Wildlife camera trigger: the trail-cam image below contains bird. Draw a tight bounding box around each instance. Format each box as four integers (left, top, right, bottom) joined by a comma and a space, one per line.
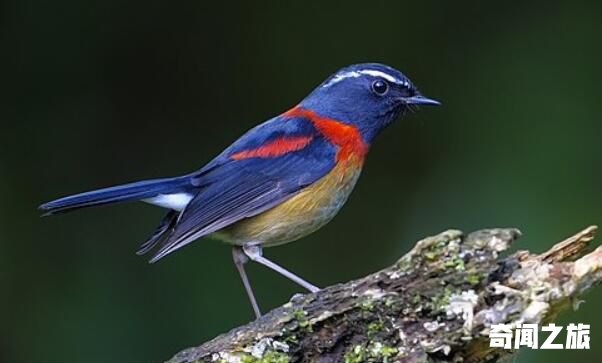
39, 63, 440, 318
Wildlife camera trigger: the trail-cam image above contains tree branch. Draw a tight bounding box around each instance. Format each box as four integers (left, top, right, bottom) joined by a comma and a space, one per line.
165, 226, 601, 363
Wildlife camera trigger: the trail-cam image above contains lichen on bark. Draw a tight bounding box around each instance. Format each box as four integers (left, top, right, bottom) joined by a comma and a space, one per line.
166, 226, 601, 363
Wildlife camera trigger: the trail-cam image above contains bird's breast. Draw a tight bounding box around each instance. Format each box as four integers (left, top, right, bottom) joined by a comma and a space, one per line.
214, 157, 364, 246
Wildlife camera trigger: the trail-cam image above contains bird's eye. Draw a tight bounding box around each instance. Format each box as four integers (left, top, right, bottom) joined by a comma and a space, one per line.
371, 80, 389, 96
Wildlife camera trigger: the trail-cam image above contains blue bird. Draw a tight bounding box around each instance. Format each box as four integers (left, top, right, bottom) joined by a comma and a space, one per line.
40, 63, 440, 318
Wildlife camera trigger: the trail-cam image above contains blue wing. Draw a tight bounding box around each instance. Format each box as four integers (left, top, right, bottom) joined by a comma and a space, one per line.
148, 115, 337, 262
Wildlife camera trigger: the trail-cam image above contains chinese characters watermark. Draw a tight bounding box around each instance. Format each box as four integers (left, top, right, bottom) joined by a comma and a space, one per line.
489, 323, 590, 349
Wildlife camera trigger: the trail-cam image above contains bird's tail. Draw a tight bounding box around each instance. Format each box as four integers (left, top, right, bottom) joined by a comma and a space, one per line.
39, 177, 189, 216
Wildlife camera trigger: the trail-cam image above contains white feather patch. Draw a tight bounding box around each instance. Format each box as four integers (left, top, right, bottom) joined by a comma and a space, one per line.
143, 193, 193, 211
322, 69, 409, 88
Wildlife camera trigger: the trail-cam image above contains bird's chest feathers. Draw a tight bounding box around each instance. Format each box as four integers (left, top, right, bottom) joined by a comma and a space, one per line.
283, 158, 363, 220
220, 159, 363, 246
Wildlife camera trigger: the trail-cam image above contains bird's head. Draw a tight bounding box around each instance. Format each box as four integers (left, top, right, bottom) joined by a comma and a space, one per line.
300, 63, 440, 142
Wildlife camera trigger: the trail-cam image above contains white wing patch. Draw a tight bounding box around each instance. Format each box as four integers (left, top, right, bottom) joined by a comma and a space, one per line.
322, 69, 410, 88
143, 193, 193, 211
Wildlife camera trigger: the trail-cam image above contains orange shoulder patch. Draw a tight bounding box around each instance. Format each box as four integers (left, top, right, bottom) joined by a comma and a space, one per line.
284, 106, 369, 162
231, 135, 313, 160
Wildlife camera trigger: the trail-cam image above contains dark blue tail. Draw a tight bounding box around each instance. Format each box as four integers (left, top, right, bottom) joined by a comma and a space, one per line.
39, 177, 190, 216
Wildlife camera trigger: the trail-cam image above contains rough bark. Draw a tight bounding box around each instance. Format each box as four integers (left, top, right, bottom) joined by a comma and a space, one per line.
165, 226, 601, 363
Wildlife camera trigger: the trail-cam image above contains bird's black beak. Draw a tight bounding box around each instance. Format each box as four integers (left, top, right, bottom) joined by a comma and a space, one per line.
401, 94, 441, 106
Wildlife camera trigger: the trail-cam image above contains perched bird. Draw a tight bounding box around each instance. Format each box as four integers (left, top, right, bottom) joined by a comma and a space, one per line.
40, 63, 439, 318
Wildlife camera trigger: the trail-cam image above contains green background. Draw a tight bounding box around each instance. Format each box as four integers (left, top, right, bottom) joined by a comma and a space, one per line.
3, 1, 601, 362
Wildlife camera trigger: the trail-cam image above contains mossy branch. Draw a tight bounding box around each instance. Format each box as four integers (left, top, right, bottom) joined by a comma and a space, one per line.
165, 226, 601, 363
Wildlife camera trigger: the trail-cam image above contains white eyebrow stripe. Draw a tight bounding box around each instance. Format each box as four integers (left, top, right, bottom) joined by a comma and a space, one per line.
357, 70, 399, 83
322, 69, 409, 88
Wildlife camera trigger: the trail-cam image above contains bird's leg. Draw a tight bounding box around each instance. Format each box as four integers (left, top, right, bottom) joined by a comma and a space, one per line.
243, 244, 320, 293
232, 247, 262, 319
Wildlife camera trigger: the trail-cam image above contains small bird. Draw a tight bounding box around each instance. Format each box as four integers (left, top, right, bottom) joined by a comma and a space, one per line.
40, 63, 439, 318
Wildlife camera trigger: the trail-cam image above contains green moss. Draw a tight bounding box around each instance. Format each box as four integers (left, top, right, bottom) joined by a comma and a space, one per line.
384, 297, 396, 307
423, 238, 451, 261
430, 286, 454, 312
367, 320, 384, 337
242, 351, 290, 363
292, 308, 305, 321
423, 251, 438, 260
411, 293, 422, 304
344, 343, 399, 363
360, 298, 375, 311
377, 344, 399, 360
444, 255, 465, 271
344, 345, 366, 363
397, 255, 413, 271
466, 271, 485, 285
292, 308, 312, 332
283, 334, 298, 344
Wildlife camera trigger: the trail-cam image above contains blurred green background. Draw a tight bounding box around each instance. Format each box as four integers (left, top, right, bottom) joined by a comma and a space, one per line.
3, 1, 601, 362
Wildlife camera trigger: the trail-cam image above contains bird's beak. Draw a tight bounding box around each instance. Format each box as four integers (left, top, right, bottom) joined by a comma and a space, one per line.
401, 94, 441, 106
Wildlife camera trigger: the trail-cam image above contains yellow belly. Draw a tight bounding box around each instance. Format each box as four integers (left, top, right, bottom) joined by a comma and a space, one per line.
213, 160, 362, 247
